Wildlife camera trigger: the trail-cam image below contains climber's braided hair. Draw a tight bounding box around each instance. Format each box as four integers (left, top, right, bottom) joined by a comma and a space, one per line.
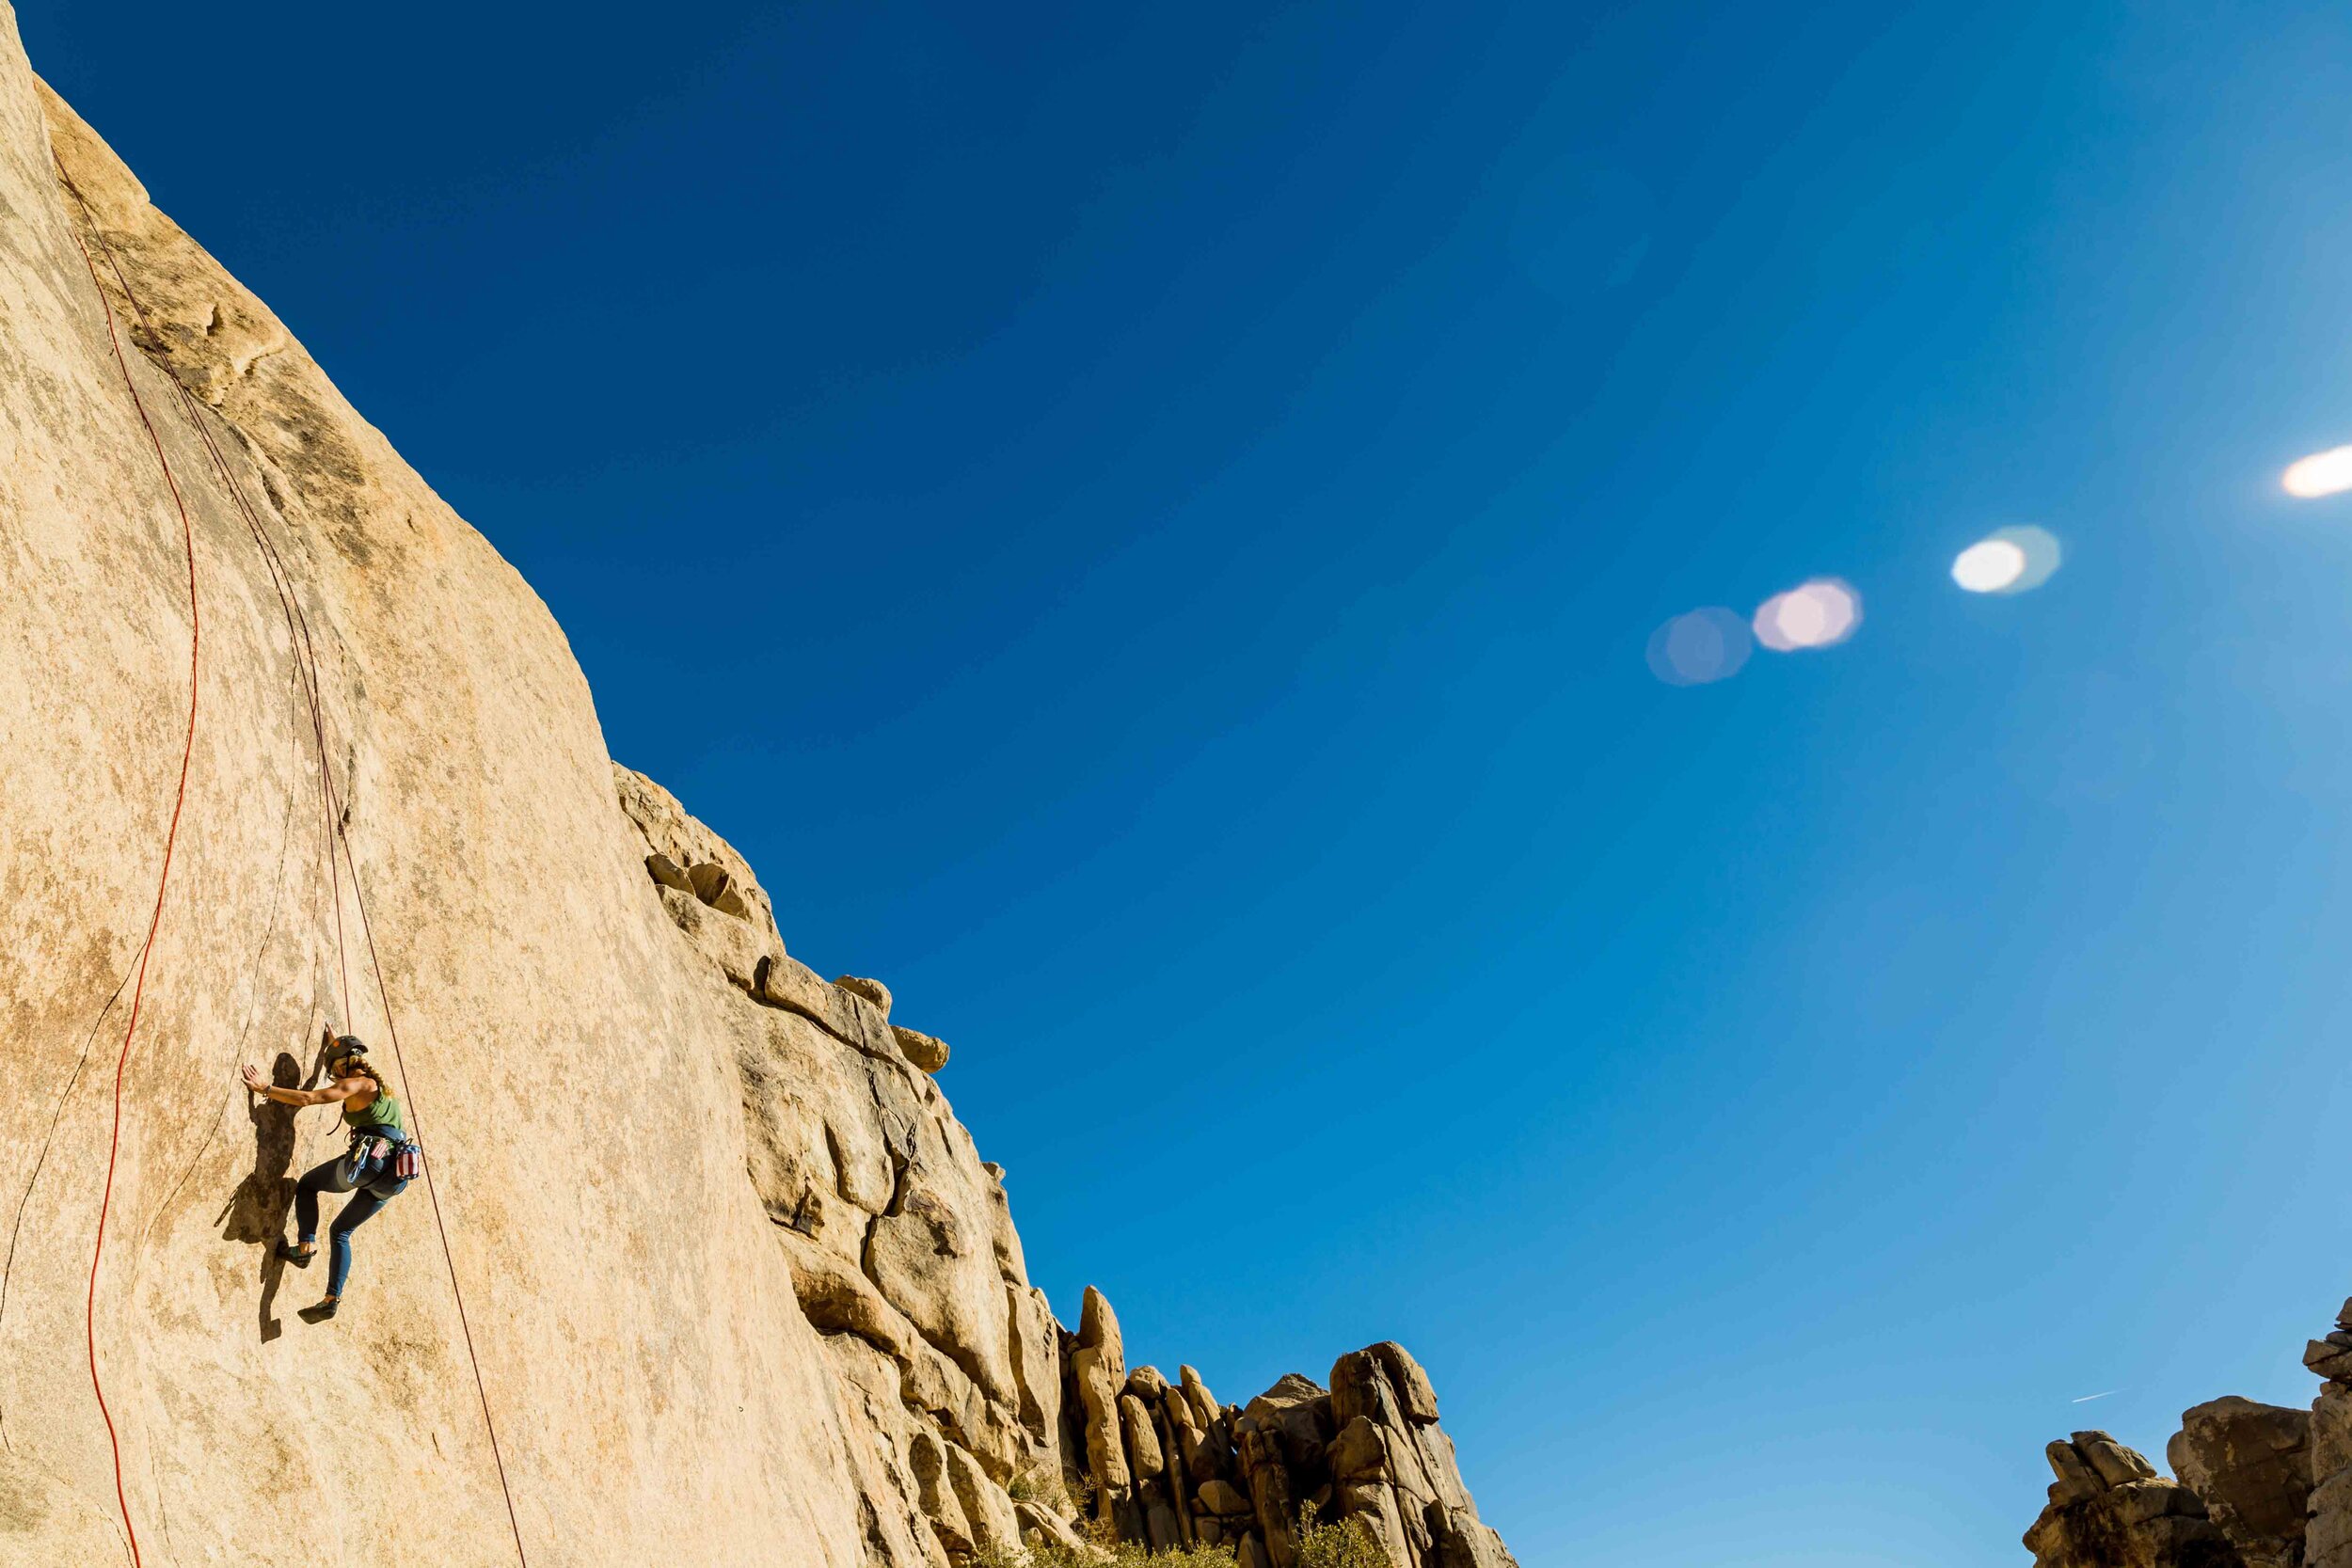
328, 1034, 389, 1090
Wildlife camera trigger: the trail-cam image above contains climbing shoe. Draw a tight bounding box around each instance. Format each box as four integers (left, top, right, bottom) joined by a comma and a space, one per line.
301, 1297, 340, 1323
276, 1241, 314, 1268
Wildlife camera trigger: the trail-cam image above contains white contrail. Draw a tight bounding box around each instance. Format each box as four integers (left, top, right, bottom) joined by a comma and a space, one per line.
2072, 1390, 2121, 1404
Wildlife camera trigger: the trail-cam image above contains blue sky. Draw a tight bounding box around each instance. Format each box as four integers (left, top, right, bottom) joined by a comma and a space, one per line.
30, 2, 2352, 1560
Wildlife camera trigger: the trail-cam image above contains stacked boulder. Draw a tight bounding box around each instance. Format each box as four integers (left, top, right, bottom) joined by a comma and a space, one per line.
2017, 1299, 2352, 1568
2305, 1302, 2352, 1568
618, 773, 1519, 1568
2021, 1432, 2238, 1568
1327, 1343, 1514, 1568
1057, 1288, 1518, 1568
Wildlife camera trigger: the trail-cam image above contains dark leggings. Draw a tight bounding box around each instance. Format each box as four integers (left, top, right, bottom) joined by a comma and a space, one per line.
293, 1153, 409, 1297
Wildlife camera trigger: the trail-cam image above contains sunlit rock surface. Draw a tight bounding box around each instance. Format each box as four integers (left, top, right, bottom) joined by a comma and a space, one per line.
0, 8, 1515, 1563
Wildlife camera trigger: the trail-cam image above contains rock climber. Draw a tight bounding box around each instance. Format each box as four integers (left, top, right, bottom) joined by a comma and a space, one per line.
241, 1028, 418, 1320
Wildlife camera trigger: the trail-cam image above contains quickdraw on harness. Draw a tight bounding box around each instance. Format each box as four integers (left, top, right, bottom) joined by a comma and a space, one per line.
347, 1128, 424, 1185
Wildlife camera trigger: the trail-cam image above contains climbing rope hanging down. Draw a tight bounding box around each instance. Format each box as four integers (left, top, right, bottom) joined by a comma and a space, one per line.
61, 180, 199, 1568
58, 165, 530, 1568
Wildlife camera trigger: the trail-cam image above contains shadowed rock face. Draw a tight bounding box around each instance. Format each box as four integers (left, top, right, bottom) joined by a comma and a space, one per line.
2023, 1433, 2241, 1568
1043, 1311, 1517, 1568
2302, 1298, 2352, 1568
2169, 1399, 2310, 1568
0, 8, 1518, 1565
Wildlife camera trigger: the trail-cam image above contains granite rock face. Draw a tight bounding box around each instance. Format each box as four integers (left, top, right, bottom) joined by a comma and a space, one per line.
2022, 1433, 2239, 1568
2168, 1399, 2310, 1568
1044, 1318, 1518, 1568
2302, 1298, 2352, 1568
0, 10, 1516, 1565
2014, 1295, 2352, 1568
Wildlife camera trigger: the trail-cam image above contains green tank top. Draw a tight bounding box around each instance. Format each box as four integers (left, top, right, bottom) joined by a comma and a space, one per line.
343, 1087, 405, 1137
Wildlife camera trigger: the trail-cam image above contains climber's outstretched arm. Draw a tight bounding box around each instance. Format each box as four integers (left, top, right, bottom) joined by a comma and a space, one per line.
240, 1064, 364, 1107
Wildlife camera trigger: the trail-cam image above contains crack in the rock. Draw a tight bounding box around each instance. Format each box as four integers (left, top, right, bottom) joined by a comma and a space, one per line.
0, 958, 134, 1452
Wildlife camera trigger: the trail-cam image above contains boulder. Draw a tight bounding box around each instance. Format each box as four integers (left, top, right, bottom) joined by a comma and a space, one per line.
1369, 1341, 1441, 1423
1199, 1479, 1254, 1516
1430, 1505, 1519, 1568
686, 859, 753, 918
644, 851, 692, 892
1242, 1423, 1303, 1568
1182, 1365, 1224, 1431
1332, 1415, 1390, 1481
1015, 1500, 1090, 1555
894, 1024, 951, 1073
912, 1433, 977, 1557
2308, 1337, 2352, 1386
1246, 1372, 1337, 1482
1073, 1287, 1132, 1516
2022, 1433, 2241, 1568
2168, 1398, 2309, 1568
2310, 1379, 2352, 1568
945, 1440, 1024, 1556
834, 974, 894, 1016
1121, 1392, 1167, 1478
2078, 1432, 2161, 1490
755, 951, 899, 1058
1144, 1495, 1182, 1551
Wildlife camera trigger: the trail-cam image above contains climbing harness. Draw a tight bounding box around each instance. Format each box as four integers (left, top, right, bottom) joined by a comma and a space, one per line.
57, 162, 529, 1567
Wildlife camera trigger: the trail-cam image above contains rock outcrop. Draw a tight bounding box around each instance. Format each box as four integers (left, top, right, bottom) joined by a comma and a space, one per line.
2169, 1400, 2309, 1568
2304, 1300, 2352, 1568
2018, 1299, 2352, 1568
1037, 1311, 1516, 1568
2023, 1433, 2238, 1568
0, 9, 1515, 1566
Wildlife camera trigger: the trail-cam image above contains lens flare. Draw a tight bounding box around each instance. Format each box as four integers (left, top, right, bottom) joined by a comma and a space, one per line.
2284, 447, 2352, 498
1645, 607, 1752, 686
1952, 539, 2027, 593
1754, 578, 1862, 652
1952, 526, 2061, 594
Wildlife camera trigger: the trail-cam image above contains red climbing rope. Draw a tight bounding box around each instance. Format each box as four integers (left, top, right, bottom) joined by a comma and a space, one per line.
59, 167, 530, 1566
62, 188, 199, 1568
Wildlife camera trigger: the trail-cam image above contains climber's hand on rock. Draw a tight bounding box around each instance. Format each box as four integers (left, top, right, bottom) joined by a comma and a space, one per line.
240, 1064, 267, 1094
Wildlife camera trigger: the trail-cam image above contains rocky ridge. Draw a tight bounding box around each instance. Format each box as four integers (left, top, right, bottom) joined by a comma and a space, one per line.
0, 8, 1515, 1565
620, 768, 1516, 1568
2017, 1301, 2352, 1568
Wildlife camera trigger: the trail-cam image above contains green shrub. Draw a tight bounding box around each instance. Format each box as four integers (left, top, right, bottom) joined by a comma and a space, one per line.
972, 1522, 1236, 1568
1295, 1512, 1385, 1568
1006, 1468, 1073, 1513
974, 1496, 1386, 1568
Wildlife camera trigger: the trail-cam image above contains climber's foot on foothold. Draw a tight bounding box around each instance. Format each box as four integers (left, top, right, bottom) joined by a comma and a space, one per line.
299, 1295, 339, 1323
276, 1241, 314, 1267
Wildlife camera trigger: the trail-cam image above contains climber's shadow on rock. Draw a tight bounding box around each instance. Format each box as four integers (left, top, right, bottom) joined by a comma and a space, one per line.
215, 1049, 308, 1340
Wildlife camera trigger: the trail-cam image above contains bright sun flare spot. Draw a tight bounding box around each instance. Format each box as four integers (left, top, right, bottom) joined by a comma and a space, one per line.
1754, 578, 1862, 652
1952, 539, 2028, 593
2283, 446, 2352, 498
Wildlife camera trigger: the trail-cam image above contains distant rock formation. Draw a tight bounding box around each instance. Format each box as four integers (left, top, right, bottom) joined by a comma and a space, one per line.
2019, 1303, 2352, 1568
2023, 1432, 2238, 1568
1040, 1289, 1513, 1568
2170, 1399, 2310, 1568
0, 7, 1516, 1564
624, 768, 1516, 1566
